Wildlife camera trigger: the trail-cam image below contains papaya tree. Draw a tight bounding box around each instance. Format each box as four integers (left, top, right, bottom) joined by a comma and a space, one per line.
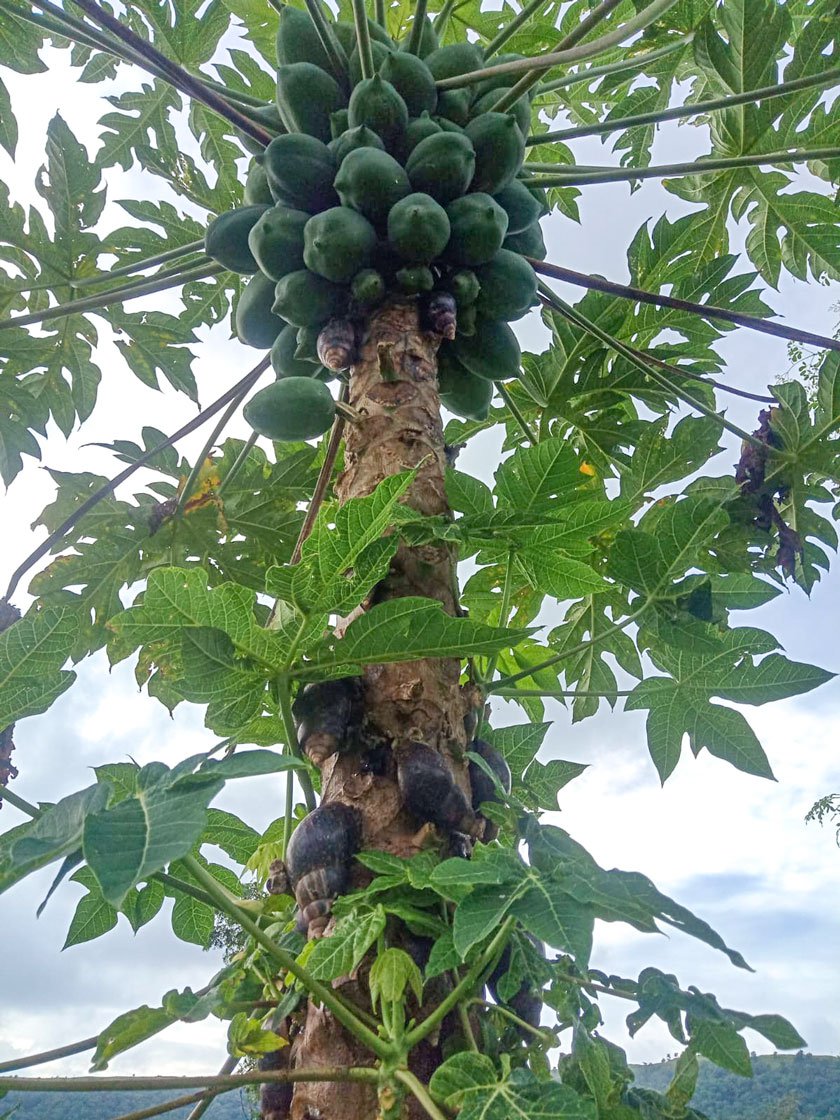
1, 1, 839, 1119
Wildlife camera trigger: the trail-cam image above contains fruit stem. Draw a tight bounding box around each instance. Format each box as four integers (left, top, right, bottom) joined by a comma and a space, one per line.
350, 0, 375, 79
405, 0, 428, 55
335, 400, 363, 424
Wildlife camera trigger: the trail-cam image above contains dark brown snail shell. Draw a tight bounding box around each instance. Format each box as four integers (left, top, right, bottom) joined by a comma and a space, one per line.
293, 677, 361, 767
422, 290, 457, 340
397, 742, 472, 834
285, 801, 362, 937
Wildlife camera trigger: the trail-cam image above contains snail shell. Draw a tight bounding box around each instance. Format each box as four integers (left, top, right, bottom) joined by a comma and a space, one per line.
317, 317, 357, 371
468, 738, 512, 809
397, 742, 472, 835
422, 291, 457, 340
293, 678, 360, 767
285, 801, 362, 938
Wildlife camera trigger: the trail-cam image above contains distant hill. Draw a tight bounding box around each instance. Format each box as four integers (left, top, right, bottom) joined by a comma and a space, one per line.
5, 1054, 840, 1119
632, 1053, 840, 1119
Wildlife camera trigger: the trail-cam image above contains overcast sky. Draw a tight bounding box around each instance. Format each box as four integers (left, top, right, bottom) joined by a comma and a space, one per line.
1, 27, 839, 1084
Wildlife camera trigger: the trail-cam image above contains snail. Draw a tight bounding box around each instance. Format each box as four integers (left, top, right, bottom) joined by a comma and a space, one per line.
487, 936, 545, 1038
397, 742, 473, 836
421, 290, 457, 340
285, 801, 362, 938
293, 677, 361, 767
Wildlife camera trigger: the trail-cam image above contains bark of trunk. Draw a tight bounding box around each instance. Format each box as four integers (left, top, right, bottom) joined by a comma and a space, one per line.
286, 300, 475, 1120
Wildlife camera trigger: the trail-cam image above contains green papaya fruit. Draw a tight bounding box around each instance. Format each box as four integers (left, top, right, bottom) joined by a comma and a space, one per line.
465, 111, 525, 193
273, 268, 348, 327
263, 134, 338, 212
397, 113, 441, 159
244, 378, 336, 441
444, 192, 508, 266
348, 75, 409, 149
387, 192, 450, 263
503, 220, 546, 260
276, 62, 345, 141
396, 264, 434, 293
205, 204, 271, 273
235, 271, 286, 348
334, 146, 411, 226
380, 50, 437, 117
438, 348, 494, 420
401, 14, 439, 58
295, 324, 321, 363
493, 179, 543, 235
275, 5, 332, 70
330, 108, 350, 138
248, 205, 309, 281
240, 103, 286, 155
244, 159, 274, 205
303, 206, 378, 283
334, 18, 393, 53
435, 88, 471, 126
351, 267, 386, 309
472, 87, 530, 138
271, 322, 321, 377
433, 116, 466, 134
451, 317, 521, 380
446, 268, 480, 307
424, 42, 484, 80
472, 53, 527, 99
457, 302, 477, 335
405, 131, 475, 204
474, 249, 537, 321
329, 124, 385, 164
349, 40, 391, 86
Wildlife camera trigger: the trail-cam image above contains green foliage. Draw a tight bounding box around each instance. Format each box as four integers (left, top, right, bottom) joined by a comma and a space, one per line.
1, 0, 839, 1117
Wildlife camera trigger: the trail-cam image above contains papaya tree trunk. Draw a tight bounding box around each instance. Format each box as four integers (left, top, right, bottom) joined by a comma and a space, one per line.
287, 300, 475, 1120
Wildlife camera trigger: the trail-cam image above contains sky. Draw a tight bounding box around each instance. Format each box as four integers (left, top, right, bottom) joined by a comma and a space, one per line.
1, 14, 839, 1085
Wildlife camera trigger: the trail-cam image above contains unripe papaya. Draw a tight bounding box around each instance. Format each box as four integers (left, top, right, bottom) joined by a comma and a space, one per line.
445, 192, 508, 266
244, 159, 274, 205
351, 268, 386, 309
330, 108, 350, 138
247, 205, 309, 281
493, 179, 543, 235
435, 88, 470, 126
295, 324, 321, 364
438, 349, 494, 420
329, 124, 385, 164
397, 113, 441, 159
235, 271, 286, 348
303, 207, 378, 283
380, 50, 437, 117
451, 318, 521, 381
457, 302, 477, 335
348, 75, 408, 149
434, 116, 466, 135
405, 131, 475, 204
239, 103, 286, 155
244, 378, 336, 442
271, 323, 324, 378
334, 18, 393, 53
447, 268, 480, 307
503, 220, 546, 260
472, 87, 530, 138
472, 53, 526, 99
205, 204, 271, 273
425, 42, 484, 81
273, 269, 347, 327
275, 4, 332, 71
401, 14, 439, 58
474, 249, 537, 321
335, 146, 411, 227
387, 192, 450, 263
263, 134, 338, 212
396, 265, 434, 293
276, 62, 345, 142
349, 40, 391, 87
465, 112, 525, 194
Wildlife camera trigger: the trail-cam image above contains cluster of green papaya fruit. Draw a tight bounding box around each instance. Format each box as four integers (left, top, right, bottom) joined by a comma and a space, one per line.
204, 7, 547, 441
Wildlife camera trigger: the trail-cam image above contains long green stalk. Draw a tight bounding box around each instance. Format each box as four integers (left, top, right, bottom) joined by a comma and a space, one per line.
174, 386, 253, 515
529, 258, 840, 353
181, 856, 391, 1059
277, 677, 317, 813
484, 0, 546, 59
396, 1070, 450, 1120
0, 262, 223, 332
496, 382, 538, 443
71, 241, 207, 288
0, 1036, 98, 1074
3, 357, 270, 601
217, 431, 259, 497
110, 1089, 222, 1120
181, 1057, 239, 1120
405, 0, 428, 55
524, 144, 840, 184
535, 34, 692, 97
301, 0, 349, 84
491, 0, 677, 108
350, 0, 375, 78
0, 1069, 379, 1094
528, 65, 840, 144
